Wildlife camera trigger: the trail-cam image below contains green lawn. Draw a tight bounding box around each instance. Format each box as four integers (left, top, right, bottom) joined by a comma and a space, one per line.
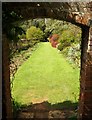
12, 42, 80, 105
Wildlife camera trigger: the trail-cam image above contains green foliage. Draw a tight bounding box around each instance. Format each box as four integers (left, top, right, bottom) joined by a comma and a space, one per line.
45, 19, 64, 35
57, 30, 74, 50
57, 26, 81, 50
50, 20, 64, 35
57, 43, 63, 51
32, 19, 46, 32
12, 98, 22, 118
61, 44, 81, 67
18, 33, 26, 39
55, 22, 81, 68
2, 3, 24, 42
12, 99, 22, 111
26, 26, 44, 42
5, 25, 25, 43
20, 20, 32, 31
67, 44, 81, 67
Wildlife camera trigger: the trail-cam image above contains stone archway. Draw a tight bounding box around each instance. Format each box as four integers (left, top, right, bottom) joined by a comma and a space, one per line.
2, 2, 92, 119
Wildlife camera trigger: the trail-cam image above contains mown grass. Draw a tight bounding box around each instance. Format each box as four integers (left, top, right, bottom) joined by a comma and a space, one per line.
12, 42, 80, 105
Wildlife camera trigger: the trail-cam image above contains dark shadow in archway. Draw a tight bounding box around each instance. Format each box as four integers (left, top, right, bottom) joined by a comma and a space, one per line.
13, 100, 78, 119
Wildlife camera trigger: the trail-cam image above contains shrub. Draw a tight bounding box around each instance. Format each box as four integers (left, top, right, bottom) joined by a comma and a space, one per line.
57, 30, 74, 50
57, 28, 81, 50
18, 33, 26, 39
26, 26, 44, 42
49, 34, 59, 48
57, 43, 63, 51
61, 43, 81, 67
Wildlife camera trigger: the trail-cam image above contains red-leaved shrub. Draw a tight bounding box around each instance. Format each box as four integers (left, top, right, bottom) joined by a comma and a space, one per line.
49, 34, 59, 48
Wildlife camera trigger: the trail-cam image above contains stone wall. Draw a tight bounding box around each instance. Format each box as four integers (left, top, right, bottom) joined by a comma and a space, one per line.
2, 28, 92, 120
2, 2, 92, 119
78, 26, 92, 119
2, 27, 92, 120
2, 34, 13, 119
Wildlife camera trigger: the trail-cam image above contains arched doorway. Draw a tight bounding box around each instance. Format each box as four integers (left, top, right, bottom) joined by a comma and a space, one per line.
2, 2, 92, 119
